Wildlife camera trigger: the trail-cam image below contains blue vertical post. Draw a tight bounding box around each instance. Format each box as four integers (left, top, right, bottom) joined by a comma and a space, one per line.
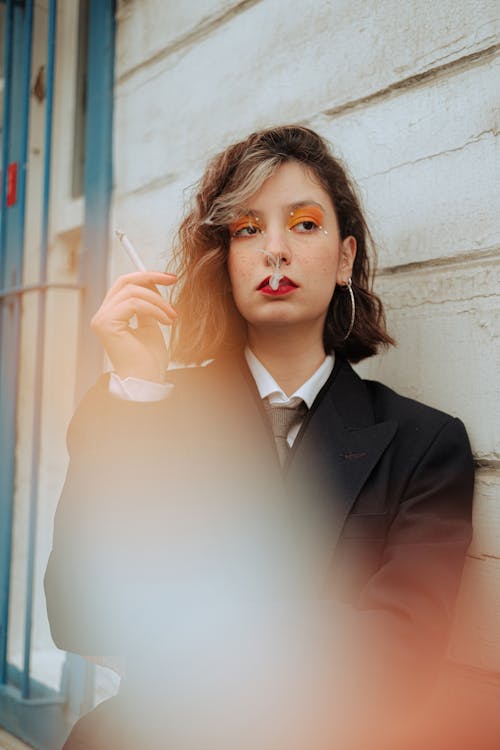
0, 0, 13, 279
0, 0, 116, 744
16, 0, 35, 256
0, 0, 35, 689
22, 0, 54, 699
0, 0, 15, 683
75, 0, 115, 402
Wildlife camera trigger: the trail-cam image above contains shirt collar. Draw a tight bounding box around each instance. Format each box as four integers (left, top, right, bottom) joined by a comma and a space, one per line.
244, 346, 334, 409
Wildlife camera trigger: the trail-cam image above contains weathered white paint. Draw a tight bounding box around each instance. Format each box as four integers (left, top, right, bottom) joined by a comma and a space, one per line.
115, 0, 244, 77
311, 56, 499, 184
355, 255, 500, 459
468, 473, 500, 559
110, 173, 195, 272
312, 56, 500, 267
113, 0, 497, 195
360, 137, 497, 268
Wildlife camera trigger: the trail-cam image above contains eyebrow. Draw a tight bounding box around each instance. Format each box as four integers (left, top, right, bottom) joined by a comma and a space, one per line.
237, 200, 326, 216
289, 200, 326, 212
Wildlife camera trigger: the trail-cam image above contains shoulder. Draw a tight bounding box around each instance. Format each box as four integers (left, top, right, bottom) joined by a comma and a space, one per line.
338, 360, 472, 456
363, 377, 456, 431
360, 375, 473, 475
342, 365, 475, 504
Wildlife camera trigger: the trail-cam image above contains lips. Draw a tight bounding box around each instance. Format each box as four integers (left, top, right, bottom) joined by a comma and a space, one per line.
257, 276, 298, 291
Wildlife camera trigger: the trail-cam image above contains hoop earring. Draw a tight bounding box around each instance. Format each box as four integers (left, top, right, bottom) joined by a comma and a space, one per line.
342, 278, 355, 341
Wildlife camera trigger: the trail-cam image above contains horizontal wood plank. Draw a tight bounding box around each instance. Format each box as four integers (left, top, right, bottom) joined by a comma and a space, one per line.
356, 254, 500, 459
116, 0, 242, 77
114, 0, 497, 195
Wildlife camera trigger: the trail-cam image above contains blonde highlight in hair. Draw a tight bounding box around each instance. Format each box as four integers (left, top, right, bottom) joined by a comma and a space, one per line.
169, 125, 394, 365
205, 158, 280, 226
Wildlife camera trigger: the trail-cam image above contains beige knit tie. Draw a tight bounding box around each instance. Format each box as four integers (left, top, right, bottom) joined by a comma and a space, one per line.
263, 400, 308, 467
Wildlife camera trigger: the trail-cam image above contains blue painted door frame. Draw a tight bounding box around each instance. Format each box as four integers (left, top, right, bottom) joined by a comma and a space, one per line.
0, 1, 115, 748
77, 0, 115, 400
0, 0, 36, 690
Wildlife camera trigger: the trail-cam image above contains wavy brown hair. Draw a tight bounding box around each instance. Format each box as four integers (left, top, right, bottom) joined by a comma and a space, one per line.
169, 125, 394, 364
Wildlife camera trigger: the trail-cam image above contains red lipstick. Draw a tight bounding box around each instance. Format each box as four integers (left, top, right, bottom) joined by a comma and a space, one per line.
258, 276, 298, 296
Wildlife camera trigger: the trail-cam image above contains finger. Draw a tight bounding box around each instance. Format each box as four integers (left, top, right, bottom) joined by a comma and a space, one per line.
101, 271, 177, 305
92, 299, 174, 334
135, 310, 177, 328
107, 271, 177, 295
135, 314, 164, 329
112, 298, 177, 327
106, 284, 177, 318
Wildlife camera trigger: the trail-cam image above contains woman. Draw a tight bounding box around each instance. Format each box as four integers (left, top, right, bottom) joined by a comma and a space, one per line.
45, 126, 474, 749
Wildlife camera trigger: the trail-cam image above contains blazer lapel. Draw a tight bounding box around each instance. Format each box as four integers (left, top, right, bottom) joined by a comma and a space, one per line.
288, 359, 397, 550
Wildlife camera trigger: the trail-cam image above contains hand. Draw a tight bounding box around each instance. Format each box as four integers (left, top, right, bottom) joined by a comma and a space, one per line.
91, 271, 178, 383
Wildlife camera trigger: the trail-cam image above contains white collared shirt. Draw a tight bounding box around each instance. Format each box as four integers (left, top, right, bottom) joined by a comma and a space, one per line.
244, 348, 334, 446
109, 349, 334, 446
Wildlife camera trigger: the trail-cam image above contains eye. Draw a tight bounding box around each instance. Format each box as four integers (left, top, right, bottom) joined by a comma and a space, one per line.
229, 215, 263, 239
232, 223, 262, 238
290, 219, 320, 233
287, 206, 325, 234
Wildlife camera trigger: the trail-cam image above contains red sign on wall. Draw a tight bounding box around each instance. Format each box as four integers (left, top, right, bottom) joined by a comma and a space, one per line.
6, 162, 17, 206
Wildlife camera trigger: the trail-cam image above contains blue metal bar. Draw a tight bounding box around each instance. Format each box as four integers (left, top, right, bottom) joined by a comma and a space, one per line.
0, 0, 115, 741
0, 0, 15, 686
22, 0, 57, 699
75, 0, 115, 402
15, 0, 34, 270
0, 0, 13, 280
0, 0, 34, 685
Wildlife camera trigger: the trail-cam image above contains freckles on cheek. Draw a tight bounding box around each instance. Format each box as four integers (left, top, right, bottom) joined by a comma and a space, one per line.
228, 256, 255, 295
302, 253, 337, 276
240, 264, 253, 278
229, 248, 247, 268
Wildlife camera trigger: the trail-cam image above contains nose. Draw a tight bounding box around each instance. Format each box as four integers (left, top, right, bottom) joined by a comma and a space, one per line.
262, 227, 292, 266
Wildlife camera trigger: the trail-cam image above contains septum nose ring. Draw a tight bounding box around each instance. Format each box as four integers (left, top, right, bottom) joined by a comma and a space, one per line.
265, 252, 280, 266
256, 248, 284, 290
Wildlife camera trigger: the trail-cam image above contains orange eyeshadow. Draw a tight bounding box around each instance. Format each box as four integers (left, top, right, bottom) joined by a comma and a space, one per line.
287, 205, 324, 229
229, 215, 262, 235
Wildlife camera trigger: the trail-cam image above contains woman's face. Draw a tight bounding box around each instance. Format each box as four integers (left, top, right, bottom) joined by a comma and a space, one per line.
227, 161, 356, 339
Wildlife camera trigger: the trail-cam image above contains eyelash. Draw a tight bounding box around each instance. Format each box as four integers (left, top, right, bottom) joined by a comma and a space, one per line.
231, 219, 321, 238
232, 224, 262, 238
289, 218, 321, 233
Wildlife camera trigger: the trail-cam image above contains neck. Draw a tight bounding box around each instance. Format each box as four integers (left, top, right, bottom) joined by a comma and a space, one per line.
247, 324, 326, 396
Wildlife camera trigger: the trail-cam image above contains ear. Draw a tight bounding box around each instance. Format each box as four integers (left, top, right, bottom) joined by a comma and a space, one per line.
336, 235, 357, 285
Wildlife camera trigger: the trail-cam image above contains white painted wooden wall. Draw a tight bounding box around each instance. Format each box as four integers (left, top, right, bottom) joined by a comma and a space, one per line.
112, 0, 499, 697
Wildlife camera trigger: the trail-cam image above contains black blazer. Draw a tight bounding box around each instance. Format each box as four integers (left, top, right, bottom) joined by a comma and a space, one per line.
45, 352, 474, 744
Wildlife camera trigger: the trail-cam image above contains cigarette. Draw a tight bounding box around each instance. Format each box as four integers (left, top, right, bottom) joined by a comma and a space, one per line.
115, 229, 147, 272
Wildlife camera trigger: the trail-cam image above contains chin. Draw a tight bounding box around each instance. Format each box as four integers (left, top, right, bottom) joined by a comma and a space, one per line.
247, 311, 320, 331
